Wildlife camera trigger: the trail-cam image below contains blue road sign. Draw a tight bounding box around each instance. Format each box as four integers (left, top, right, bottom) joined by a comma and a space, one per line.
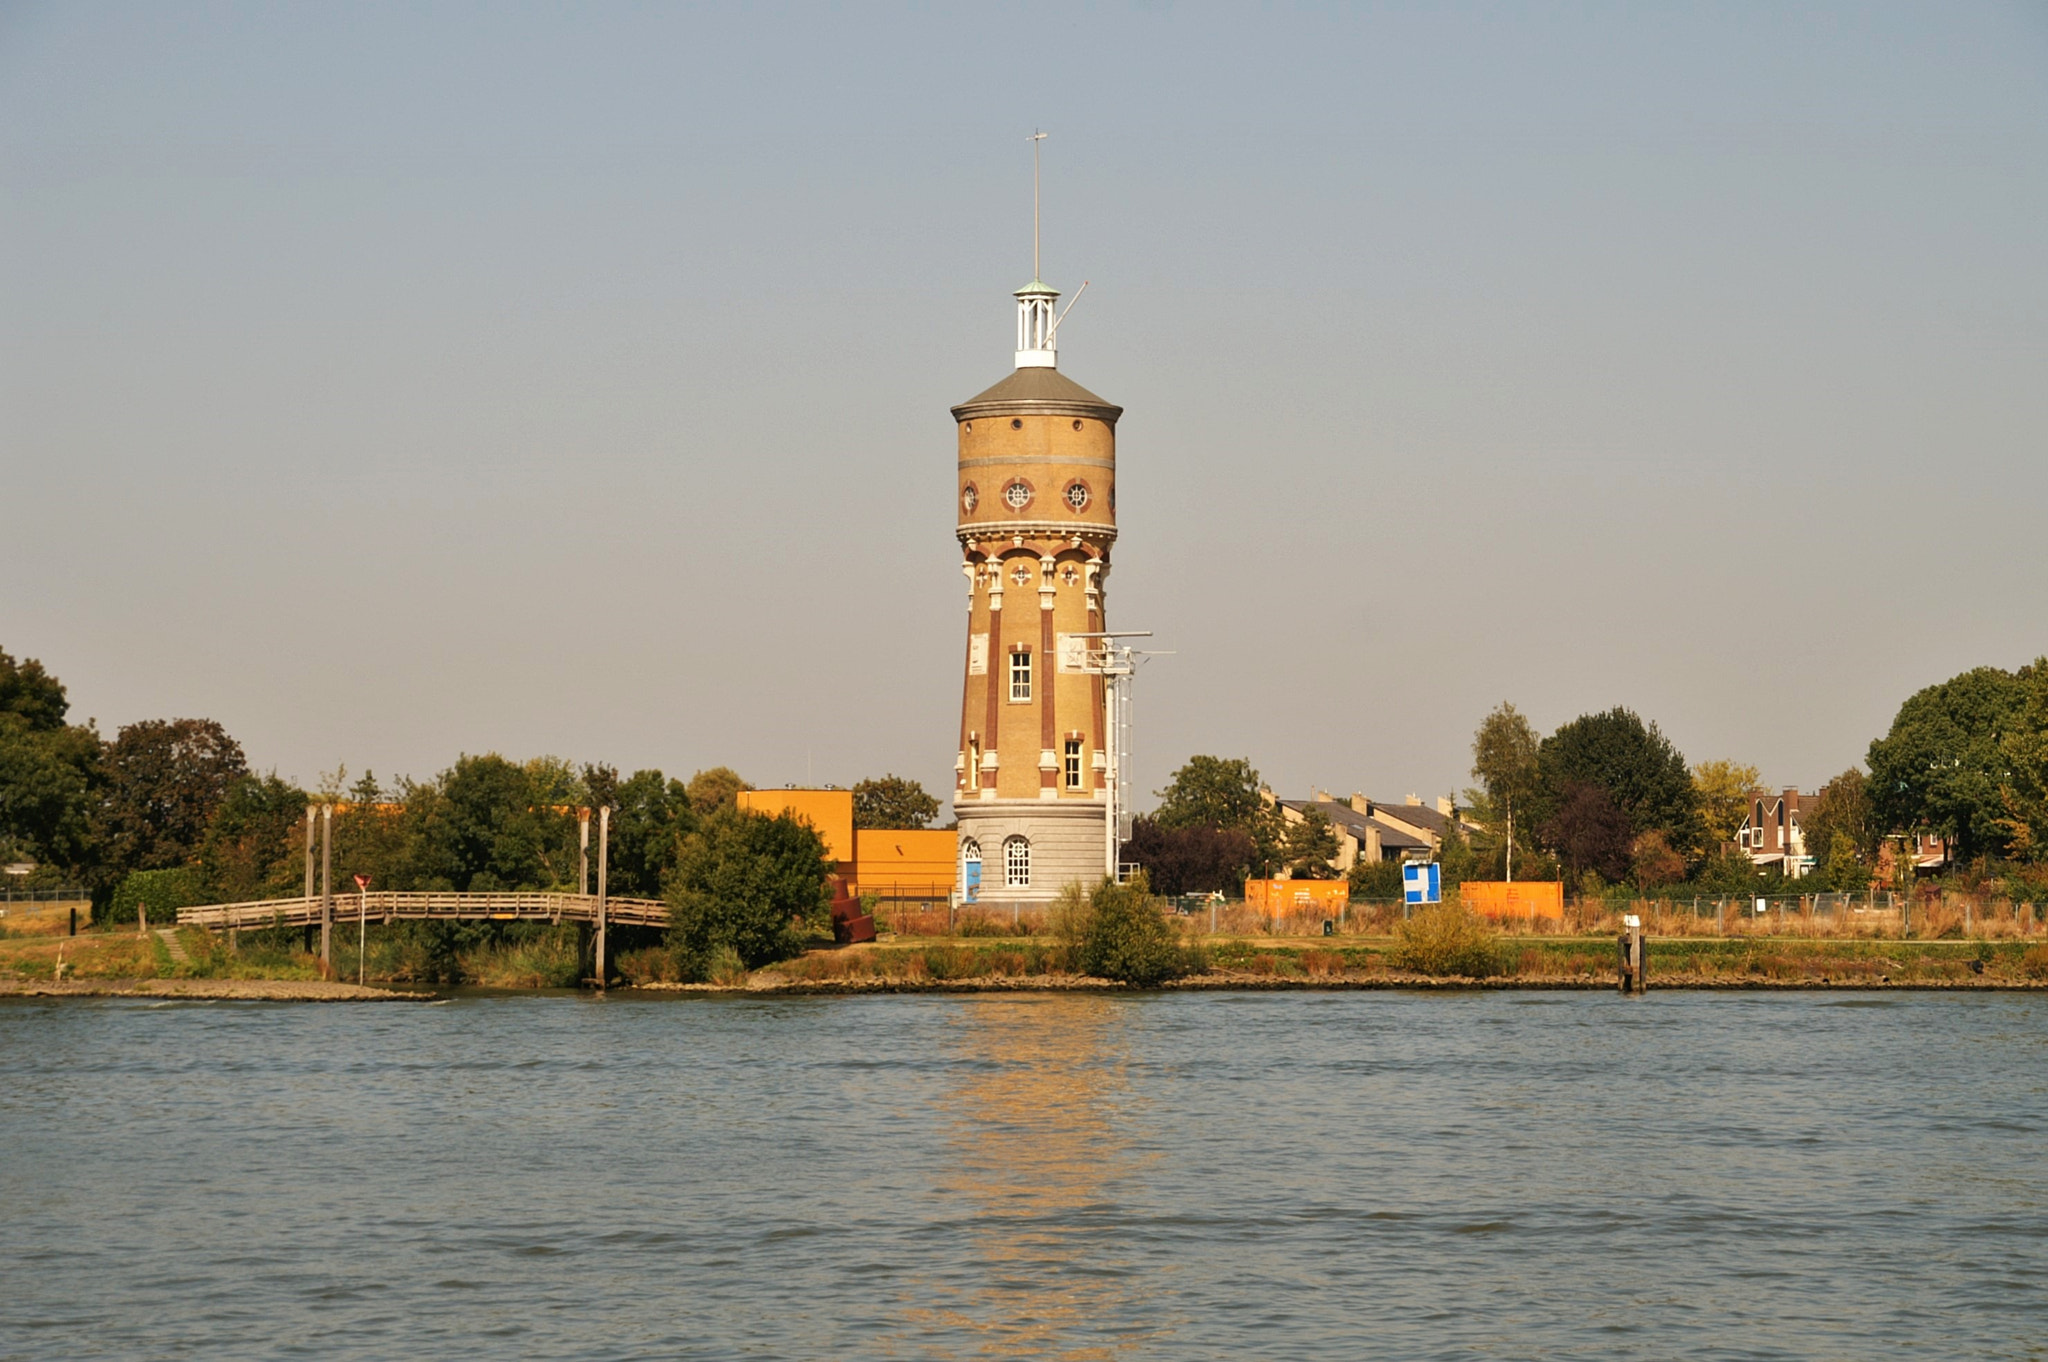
1402, 862, 1441, 906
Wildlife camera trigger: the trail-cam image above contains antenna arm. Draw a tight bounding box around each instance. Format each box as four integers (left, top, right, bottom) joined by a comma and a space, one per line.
1047, 280, 1090, 343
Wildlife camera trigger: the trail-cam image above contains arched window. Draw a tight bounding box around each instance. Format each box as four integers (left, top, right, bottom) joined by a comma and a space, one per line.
1003, 835, 1031, 888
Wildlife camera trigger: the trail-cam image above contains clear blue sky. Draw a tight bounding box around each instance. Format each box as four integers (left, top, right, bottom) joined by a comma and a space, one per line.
4, 2, 2045, 808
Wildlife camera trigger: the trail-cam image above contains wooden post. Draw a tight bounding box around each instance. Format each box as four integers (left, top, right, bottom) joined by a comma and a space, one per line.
1617, 913, 1645, 995
320, 803, 333, 977
138, 898, 147, 937
595, 804, 609, 988
578, 807, 591, 898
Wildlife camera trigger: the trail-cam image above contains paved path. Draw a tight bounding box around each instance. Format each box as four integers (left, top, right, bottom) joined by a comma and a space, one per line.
155, 928, 192, 966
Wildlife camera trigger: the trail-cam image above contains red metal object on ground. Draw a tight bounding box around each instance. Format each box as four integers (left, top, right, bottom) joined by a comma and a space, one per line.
827, 881, 876, 945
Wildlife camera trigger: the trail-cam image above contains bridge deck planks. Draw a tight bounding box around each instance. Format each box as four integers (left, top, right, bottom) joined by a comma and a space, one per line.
178, 892, 670, 931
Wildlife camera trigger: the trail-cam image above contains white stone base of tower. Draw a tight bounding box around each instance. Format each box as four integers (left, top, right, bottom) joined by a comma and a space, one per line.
957, 800, 1110, 909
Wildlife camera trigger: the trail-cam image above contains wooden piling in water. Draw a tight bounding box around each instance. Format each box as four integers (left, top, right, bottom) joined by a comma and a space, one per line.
1617, 915, 1646, 995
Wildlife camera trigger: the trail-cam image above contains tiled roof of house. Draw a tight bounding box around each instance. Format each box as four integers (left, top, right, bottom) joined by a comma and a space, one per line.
1279, 799, 1430, 851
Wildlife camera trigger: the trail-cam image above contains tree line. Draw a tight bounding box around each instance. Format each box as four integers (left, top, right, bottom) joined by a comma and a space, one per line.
0, 646, 945, 976
1123, 656, 2048, 900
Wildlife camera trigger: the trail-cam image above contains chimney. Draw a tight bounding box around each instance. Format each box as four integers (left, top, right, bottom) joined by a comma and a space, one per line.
1437, 795, 1453, 816
1405, 792, 1421, 806
1350, 792, 1370, 815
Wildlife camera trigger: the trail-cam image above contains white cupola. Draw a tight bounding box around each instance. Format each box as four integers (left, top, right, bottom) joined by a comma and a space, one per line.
1015, 280, 1059, 369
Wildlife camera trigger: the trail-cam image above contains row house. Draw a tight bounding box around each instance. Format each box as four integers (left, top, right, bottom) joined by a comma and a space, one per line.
1734, 787, 1815, 877
1272, 790, 1470, 875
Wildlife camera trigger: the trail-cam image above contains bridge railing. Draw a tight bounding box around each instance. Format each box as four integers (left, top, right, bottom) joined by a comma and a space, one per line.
178, 892, 670, 930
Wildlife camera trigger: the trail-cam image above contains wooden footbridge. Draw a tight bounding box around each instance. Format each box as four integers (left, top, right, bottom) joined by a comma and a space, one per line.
176, 891, 670, 985
177, 892, 669, 931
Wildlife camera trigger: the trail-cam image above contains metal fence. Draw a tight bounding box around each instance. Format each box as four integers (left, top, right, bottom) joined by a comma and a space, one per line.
0, 887, 90, 903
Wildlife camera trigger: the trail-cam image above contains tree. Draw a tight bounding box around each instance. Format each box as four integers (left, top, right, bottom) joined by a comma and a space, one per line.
1541, 782, 1632, 884
1630, 831, 1685, 891
606, 769, 695, 897
1802, 769, 1875, 868
1993, 660, 2048, 861
1692, 759, 1762, 846
196, 773, 310, 902
0, 714, 101, 872
1120, 817, 1255, 895
1818, 832, 1872, 893
1535, 708, 1700, 857
1347, 856, 1404, 900
1281, 805, 1340, 879
0, 648, 70, 732
666, 805, 832, 973
684, 766, 753, 818
852, 774, 940, 830
98, 718, 248, 876
1867, 665, 2030, 861
411, 753, 552, 891
1435, 815, 1480, 887
1152, 755, 1284, 868
1154, 756, 1266, 831
1470, 703, 1540, 879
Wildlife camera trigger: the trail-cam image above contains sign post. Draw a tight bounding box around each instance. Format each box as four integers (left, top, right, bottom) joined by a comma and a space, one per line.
353, 874, 372, 985
1402, 862, 1441, 918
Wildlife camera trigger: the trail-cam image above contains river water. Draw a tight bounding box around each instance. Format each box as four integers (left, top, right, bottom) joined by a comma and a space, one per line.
1, 989, 2043, 1359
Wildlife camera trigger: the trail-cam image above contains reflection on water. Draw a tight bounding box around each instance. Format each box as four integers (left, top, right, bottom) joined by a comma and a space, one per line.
899, 995, 1155, 1359
4, 992, 2046, 1359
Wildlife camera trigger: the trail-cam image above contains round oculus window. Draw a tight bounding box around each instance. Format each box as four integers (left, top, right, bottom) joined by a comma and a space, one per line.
1003, 480, 1032, 510
1063, 480, 1090, 511
961, 483, 978, 513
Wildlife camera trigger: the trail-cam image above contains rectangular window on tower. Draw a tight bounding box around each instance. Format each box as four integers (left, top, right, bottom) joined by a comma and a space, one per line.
1063, 739, 1082, 789
1009, 649, 1032, 703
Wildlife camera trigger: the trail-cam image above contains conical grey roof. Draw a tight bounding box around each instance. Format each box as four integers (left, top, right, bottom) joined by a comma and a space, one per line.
951, 367, 1122, 425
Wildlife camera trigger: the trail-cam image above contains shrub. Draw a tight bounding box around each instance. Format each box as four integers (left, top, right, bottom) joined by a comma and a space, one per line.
109, 868, 209, 928
1391, 904, 1505, 978
705, 945, 748, 987
1077, 874, 1193, 986
2021, 943, 2048, 980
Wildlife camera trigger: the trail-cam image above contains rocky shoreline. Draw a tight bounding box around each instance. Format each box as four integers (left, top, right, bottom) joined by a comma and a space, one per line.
7, 971, 2042, 1001
0, 977, 432, 1001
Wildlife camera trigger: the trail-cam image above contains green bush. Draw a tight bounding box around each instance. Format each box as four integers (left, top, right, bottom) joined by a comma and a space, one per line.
1391, 903, 1505, 978
1077, 874, 1194, 986
109, 868, 209, 928
665, 806, 832, 978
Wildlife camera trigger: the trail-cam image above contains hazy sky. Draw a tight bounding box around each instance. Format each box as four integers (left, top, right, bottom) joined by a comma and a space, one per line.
4, 2, 2045, 812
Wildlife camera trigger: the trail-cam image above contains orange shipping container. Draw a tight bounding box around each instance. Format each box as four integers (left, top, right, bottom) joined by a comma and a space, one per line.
1244, 879, 1350, 916
1459, 881, 1564, 922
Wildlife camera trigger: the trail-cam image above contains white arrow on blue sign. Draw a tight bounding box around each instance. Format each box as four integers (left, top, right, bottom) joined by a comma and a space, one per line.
1402, 862, 1441, 906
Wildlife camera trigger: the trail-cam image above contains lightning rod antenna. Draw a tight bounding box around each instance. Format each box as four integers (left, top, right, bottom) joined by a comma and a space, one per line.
1029, 129, 1047, 280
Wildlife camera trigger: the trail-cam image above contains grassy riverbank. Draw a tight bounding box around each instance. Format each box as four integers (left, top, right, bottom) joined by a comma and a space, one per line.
747, 934, 2048, 989
7, 925, 2047, 993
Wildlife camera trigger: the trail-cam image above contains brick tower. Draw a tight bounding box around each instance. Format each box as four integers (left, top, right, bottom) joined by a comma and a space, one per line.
950, 268, 1122, 908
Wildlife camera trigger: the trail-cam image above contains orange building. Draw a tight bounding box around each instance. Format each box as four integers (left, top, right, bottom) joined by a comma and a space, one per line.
736, 789, 959, 939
